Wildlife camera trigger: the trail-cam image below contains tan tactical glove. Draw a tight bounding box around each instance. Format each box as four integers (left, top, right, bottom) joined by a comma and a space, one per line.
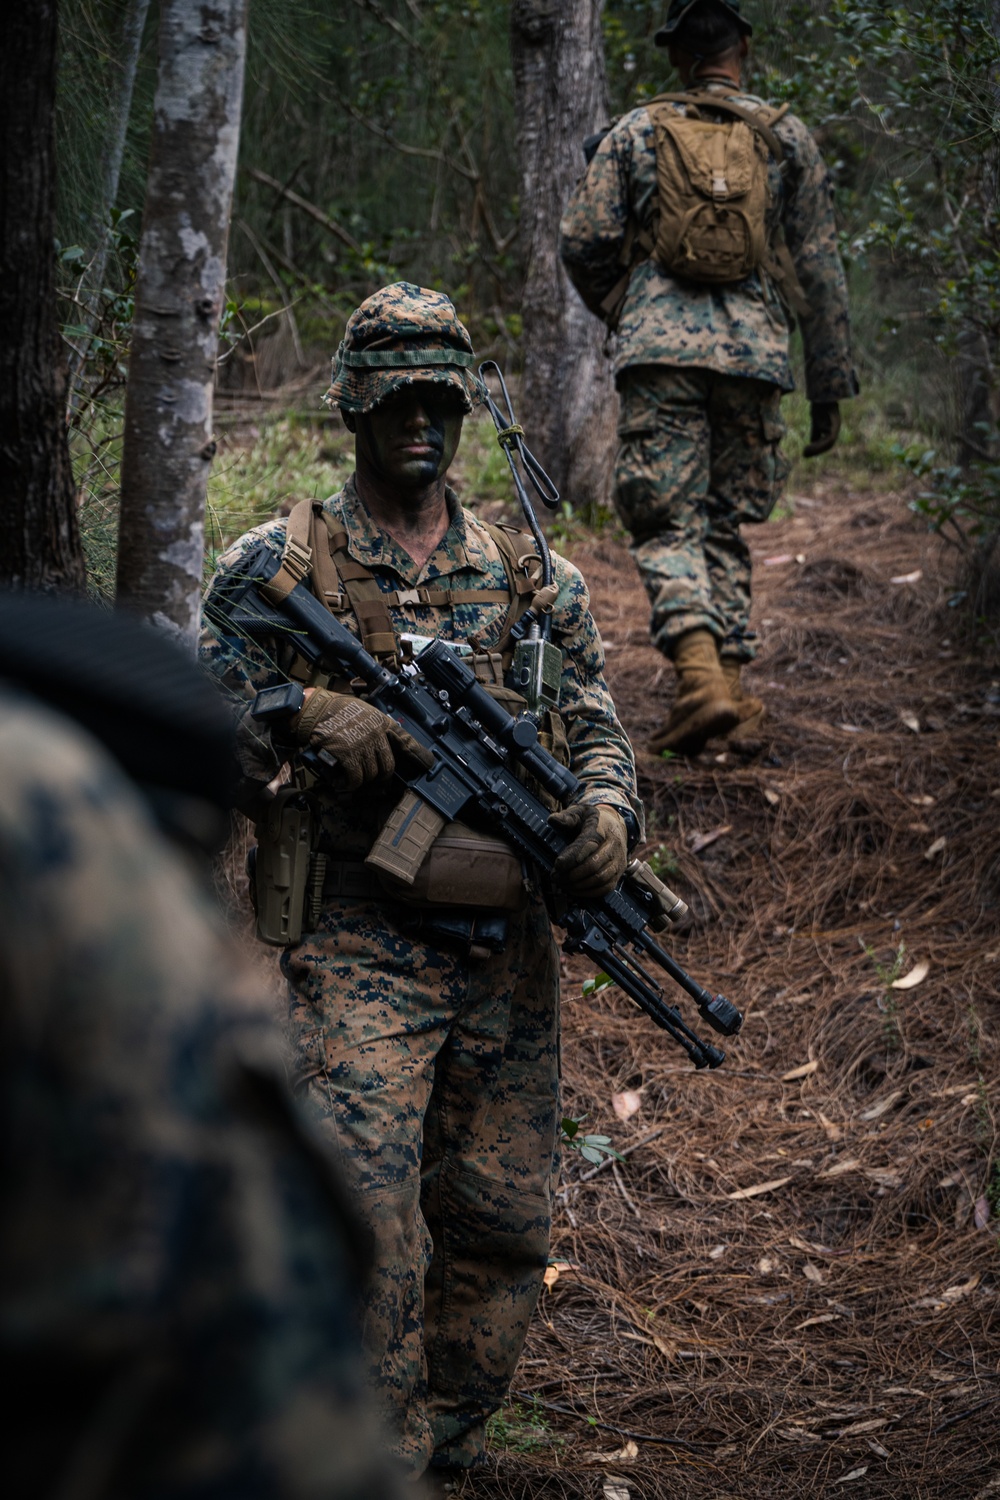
290, 689, 430, 790
549, 802, 629, 898
803, 400, 841, 458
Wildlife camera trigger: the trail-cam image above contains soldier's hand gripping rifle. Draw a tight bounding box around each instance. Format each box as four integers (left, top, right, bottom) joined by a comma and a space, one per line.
209, 544, 743, 1070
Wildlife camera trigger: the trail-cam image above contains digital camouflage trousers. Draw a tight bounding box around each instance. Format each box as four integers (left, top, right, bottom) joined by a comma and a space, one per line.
282, 898, 560, 1476
614, 365, 791, 662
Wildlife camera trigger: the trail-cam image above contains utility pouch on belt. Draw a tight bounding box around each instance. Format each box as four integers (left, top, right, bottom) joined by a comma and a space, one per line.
252, 785, 320, 946
368, 797, 527, 912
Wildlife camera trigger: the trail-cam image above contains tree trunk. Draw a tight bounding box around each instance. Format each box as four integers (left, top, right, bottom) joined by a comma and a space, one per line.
0, 0, 86, 593
67, 0, 153, 411
116, 0, 247, 646
510, 0, 617, 519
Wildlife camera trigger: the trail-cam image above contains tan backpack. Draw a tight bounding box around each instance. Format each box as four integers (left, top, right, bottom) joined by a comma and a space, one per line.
597, 90, 809, 327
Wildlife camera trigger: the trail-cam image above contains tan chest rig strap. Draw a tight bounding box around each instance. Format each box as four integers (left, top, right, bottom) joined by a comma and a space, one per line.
260, 501, 567, 930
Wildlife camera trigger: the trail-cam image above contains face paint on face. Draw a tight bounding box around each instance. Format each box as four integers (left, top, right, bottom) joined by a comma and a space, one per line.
354, 384, 465, 491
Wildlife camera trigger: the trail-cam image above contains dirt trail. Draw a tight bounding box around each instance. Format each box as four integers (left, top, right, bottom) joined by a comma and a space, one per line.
470, 481, 1000, 1499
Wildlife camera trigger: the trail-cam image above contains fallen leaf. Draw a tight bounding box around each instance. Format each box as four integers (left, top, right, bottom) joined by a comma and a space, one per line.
728, 1175, 793, 1200
836, 1466, 869, 1483
974, 1196, 991, 1229
603, 1483, 631, 1500
942, 1275, 980, 1301
758, 1256, 775, 1274
793, 1312, 841, 1330
838, 1419, 889, 1437
839, 723, 863, 733
865, 1167, 903, 1188
763, 553, 794, 565
961, 1093, 980, 1107
795, 553, 806, 564
860, 1089, 904, 1120
588, 1440, 639, 1467
782, 1060, 820, 1081
908, 821, 931, 833
687, 823, 732, 854
612, 1090, 643, 1121
909, 793, 936, 806
708, 1243, 726, 1259
867, 1439, 891, 1458
818, 1157, 862, 1179
892, 959, 929, 989
890, 569, 923, 584
924, 836, 947, 859
788, 1234, 840, 1257
817, 1111, 843, 1141
542, 1259, 576, 1290
900, 711, 921, 733
802, 1261, 826, 1283
764, 788, 781, 805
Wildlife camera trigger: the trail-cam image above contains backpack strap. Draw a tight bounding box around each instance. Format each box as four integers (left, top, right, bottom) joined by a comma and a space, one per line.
483, 522, 560, 658
648, 91, 787, 163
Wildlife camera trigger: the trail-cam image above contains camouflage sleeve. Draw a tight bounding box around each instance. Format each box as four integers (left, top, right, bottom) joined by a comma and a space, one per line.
200, 520, 293, 791
0, 697, 405, 1498
778, 115, 859, 403
550, 553, 644, 836
559, 114, 641, 317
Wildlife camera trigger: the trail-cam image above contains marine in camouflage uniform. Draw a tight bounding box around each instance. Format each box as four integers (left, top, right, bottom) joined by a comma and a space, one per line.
560, 0, 858, 754
0, 595, 405, 1500
199, 283, 641, 1484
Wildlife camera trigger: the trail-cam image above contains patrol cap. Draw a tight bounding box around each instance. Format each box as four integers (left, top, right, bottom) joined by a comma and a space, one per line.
324, 282, 483, 416
655, 0, 752, 47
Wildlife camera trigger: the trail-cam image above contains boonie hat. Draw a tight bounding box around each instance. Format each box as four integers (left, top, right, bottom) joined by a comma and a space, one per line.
655, 0, 752, 47
324, 282, 483, 415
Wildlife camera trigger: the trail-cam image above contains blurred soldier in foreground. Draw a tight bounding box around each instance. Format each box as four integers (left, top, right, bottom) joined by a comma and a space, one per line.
0, 594, 404, 1499
200, 282, 642, 1490
561, 0, 858, 755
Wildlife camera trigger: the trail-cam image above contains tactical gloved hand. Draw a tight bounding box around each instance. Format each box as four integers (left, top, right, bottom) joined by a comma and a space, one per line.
803, 400, 841, 458
549, 803, 629, 898
291, 689, 431, 790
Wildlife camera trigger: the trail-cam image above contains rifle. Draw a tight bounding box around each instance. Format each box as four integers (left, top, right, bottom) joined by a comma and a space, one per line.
209, 541, 743, 1070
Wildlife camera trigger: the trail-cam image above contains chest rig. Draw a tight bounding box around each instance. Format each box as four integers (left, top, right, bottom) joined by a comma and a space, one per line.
271, 496, 559, 696
250, 496, 568, 956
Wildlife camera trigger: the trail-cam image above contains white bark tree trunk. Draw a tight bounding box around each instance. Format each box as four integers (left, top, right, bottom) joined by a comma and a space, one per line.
510, 0, 617, 519
116, 0, 247, 645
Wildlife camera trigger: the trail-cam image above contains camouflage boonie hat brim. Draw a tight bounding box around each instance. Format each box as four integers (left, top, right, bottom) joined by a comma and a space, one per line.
324, 281, 483, 415
655, 0, 752, 47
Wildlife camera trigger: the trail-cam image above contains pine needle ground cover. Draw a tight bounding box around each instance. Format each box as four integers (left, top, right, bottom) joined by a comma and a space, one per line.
466, 481, 1000, 1499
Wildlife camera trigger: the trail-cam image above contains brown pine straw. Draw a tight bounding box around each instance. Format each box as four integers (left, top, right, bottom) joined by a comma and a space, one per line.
214, 478, 999, 1498
458, 482, 1000, 1499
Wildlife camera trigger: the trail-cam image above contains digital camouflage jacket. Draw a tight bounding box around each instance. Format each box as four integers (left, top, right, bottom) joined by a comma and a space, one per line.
560, 82, 858, 404
200, 474, 642, 853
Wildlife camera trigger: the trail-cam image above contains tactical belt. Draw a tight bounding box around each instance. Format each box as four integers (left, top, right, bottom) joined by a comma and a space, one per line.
322, 858, 383, 901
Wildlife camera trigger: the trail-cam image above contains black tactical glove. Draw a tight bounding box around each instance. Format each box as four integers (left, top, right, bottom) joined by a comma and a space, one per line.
291, 689, 431, 791
549, 803, 629, 899
803, 400, 841, 458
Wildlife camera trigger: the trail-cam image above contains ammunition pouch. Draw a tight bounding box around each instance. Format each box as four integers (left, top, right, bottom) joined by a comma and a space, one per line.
368, 793, 527, 913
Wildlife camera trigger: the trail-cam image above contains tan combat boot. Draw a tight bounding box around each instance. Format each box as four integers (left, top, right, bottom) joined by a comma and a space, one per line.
647, 629, 740, 757
719, 657, 766, 746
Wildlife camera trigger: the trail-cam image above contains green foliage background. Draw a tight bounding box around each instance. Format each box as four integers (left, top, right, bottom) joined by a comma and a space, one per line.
55, 0, 1000, 597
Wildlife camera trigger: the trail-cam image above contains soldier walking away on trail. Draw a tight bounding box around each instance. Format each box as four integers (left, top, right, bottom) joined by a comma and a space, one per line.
561, 0, 858, 757
200, 281, 643, 1491
0, 593, 406, 1500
